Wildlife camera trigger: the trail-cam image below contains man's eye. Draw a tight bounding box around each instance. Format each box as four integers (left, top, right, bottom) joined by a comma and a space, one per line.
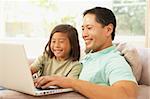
87, 27, 92, 30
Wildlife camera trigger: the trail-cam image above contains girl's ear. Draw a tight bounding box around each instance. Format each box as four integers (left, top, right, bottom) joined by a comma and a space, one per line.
105, 23, 113, 37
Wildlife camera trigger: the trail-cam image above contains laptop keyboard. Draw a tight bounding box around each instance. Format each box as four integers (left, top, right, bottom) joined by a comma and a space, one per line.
36, 86, 59, 90
0, 86, 6, 90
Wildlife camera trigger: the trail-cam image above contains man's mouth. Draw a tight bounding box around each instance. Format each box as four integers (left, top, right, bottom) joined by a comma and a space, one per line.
85, 39, 92, 44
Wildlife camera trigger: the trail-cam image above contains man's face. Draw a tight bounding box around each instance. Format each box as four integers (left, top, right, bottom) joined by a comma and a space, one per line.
82, 13, 108, 52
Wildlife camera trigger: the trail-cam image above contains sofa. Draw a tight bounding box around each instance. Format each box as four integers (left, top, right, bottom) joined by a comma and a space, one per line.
136, 47, 150, 99
0, 45, 149, 99
28, 44, 150, 99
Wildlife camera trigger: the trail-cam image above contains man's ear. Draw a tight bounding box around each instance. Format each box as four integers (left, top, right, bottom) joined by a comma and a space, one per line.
105, 23, 113, 37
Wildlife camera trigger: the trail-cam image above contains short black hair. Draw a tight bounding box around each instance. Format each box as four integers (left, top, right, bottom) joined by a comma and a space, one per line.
44, 24, 80, 61
83, 7, 116, 40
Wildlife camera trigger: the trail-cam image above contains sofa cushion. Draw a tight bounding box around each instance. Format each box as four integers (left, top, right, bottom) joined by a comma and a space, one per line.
137, 85, 150, 99
116, 43, 142, 82
136, 48, 150, 85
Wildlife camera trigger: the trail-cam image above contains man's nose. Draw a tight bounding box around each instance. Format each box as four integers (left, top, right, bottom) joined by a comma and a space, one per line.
82, 29, 88, 38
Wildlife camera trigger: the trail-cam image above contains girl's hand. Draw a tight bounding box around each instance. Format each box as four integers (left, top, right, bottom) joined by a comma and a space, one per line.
34, 76, 75, 89
30, 66, 38, 74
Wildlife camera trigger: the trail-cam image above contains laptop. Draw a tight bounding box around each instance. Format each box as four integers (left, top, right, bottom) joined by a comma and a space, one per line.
0, 42, 73, 96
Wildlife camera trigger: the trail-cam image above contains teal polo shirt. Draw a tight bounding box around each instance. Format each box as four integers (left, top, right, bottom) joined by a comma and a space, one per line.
79, 45, 136, 86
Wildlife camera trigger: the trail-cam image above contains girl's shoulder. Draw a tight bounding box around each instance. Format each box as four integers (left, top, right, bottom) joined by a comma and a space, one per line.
69, 60, 82, 67
39, 52, 52, 61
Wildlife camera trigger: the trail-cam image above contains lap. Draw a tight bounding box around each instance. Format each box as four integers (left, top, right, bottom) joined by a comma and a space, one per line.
0, 89, 86, 99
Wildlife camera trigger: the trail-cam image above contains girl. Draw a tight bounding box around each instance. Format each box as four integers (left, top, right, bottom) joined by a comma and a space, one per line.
30, 24, 82, 80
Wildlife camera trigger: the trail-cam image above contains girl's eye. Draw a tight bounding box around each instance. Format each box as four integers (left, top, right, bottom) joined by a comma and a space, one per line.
59, 40, 64, 43
51, 40, 56, 43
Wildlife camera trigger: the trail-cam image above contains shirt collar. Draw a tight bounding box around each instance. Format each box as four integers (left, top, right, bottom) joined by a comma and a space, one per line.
88, 45, 116, 58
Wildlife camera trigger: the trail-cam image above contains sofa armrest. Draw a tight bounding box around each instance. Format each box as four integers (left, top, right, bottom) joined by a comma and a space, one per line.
136, 48, 150, 85
137, 85, 150, 99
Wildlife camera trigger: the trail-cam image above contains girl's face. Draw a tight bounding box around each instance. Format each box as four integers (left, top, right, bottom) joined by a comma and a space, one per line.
50, 32, 71, 61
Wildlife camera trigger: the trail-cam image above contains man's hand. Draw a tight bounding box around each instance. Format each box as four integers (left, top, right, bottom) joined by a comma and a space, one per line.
34, 76, 75, 89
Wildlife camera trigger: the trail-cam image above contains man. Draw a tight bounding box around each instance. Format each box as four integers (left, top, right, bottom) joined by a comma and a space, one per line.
34, 7, 138, 99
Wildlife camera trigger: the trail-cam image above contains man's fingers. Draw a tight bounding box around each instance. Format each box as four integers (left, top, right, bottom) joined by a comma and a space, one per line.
41, 81, 57, 89
35, 76, 49, 88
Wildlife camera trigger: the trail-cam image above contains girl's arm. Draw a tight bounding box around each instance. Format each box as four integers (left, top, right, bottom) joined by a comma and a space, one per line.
66, 64, 82, 79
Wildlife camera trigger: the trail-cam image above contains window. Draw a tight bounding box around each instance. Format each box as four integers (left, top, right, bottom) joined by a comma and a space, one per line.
0, 0, 112, 38
0, 0, 112, 58
146, 0, 150, 47
113, 0, 146, 36
112, 0, 147, 47
0, 0, 148, 57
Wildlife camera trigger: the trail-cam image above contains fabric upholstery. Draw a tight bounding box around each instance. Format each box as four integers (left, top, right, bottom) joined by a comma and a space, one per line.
116, 43, 142, 81
136, 48, 150, 85
137, 85, 150, 99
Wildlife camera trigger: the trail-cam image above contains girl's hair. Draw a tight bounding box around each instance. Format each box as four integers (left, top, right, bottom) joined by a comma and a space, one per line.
44, 24, 80, 61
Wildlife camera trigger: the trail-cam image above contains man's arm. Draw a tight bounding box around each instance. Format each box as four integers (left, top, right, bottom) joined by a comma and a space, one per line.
34, 76, 138, 99
72, 79, 138, 99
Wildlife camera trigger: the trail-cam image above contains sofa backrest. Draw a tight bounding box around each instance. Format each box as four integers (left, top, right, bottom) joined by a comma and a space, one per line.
136, 48, 150, 85
28, 43, 150, 86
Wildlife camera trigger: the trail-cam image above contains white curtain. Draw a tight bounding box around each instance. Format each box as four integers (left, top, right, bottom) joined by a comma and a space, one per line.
146, 0, 150, 47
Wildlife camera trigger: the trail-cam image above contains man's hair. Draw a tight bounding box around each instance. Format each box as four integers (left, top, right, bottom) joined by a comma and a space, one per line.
83, 7, 116, 40
44, 24, 80, 61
